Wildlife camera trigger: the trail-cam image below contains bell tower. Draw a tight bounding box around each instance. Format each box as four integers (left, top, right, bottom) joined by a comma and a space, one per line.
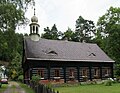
29, 7, 40, 41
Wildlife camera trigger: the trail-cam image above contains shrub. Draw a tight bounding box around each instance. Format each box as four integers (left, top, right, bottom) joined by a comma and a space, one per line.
31, 75, 40, 84
47, 82, 52, 88
104, 79, 112, 86
18, 75, 24, 82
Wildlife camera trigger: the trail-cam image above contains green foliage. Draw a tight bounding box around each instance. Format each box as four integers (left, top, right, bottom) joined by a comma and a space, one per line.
0, 84, 8, 92
8, 52, 22, 80
0, 0, 34, 32
75, 16, 96, 42
115, 64, 120, 77
0, 0, 34, 10
31, 75, 40, 83
18, 75, 24, 82
62, 28, 74, 41
104, 80, 112, 86
47, 82, 52, 89
41, 24, 62, 40
19, 82, 35, 93
0, 4, 26, 31
96, 7, 120, 63
0, 0, 32, 62
0, 30, 24, 80
0, 30, 23, 62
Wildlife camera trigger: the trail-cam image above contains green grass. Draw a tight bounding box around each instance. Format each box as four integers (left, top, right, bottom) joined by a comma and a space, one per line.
19, 82, 35, 93
0, 84, 8, 93
55, 83, 120, 93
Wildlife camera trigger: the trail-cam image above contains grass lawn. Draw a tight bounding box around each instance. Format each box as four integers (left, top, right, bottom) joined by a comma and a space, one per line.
19, 82, 35, 93
55, 83, 120, 93
0, 84, 8, 93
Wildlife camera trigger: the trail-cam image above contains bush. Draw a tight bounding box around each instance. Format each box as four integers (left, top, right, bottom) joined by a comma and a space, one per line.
104, 79, 112, 86
18, 75, 24, 82
47, 82, 52, 88
31, 75, 40, 84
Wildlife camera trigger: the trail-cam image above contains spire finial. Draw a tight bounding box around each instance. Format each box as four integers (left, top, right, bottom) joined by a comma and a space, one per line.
34, 8, 35, 15
33, 1, 36, 15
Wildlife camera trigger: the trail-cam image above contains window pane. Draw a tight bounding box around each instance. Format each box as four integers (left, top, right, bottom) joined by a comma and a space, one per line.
38, 69, 44, 78
55, 69, 60, 77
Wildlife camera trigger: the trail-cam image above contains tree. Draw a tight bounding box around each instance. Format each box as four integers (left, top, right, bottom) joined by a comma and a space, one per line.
0, 0, 34, 32
50, 24, 59, 39
62, 27, 74, 41
96, 7, 120, 63
0, 0, 34, 9
0, 29, 24, 62
41, 24, 61, 40
41, 27, 52, 39
75, 16, 96, 42
8, 52, 22, 80
115, 64, 120, 77
0, 0, 33, 62
0, 0, 34, 62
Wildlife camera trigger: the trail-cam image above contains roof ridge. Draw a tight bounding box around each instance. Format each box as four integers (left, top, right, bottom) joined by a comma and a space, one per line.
39, 38, 97, 45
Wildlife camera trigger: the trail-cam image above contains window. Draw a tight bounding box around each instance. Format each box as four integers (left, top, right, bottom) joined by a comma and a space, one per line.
82, 68, 88, 81
94, 68, 98, 76
104, 68, 110, 77
38, 69, 44, 78
82, 69, 87, 76
47, 50, 58, 55
33, 26, 35, 32
94, 68, 100, 79
55, 69, 60, 77
36, 27, 38, 34
89, 53, 96, 57
69, 69, 74, 77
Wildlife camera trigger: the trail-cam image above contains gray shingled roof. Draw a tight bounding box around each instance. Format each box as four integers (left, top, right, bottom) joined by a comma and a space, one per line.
24, 37, 114, 62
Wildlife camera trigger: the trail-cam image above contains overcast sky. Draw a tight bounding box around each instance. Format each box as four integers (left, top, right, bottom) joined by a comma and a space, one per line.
17, 0, 120, 34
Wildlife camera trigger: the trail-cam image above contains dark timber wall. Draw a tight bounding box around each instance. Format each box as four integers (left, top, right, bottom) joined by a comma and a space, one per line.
23, 60, 114, 83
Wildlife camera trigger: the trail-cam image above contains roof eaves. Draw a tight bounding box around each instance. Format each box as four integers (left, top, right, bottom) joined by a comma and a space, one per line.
27, 58, 115, 63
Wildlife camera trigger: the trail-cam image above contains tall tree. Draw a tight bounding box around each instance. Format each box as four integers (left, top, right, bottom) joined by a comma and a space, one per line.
51, 24, 59, 39
0, 0, 33, 62
75, 16, 96, 42
96, 7, 120, 63
0, 29, 23, 62
41, 24, 61, 40
8, 52, 22, 80
41, 27, 51, 39
0, 0, 34, 31
62, 27, 74, 41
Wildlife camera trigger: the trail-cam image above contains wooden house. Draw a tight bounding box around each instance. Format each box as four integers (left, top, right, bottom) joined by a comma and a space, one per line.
22, 12, 115, 84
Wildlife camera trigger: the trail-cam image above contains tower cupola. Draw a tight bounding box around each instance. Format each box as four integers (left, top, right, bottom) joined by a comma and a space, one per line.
31, 15, 38, 23
29, 8, 40, 41
31, 9, 38, 23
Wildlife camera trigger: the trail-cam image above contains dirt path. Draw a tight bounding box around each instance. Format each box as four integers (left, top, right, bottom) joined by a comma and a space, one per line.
3, 81, 26, 93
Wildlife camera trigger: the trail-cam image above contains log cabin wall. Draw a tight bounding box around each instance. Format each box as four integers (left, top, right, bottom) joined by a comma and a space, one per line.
79, 67, 89, 82
50, 67, 64, 80
23, 60, 114, 83
66, 67, 77, 82
91, 67, 100, 79
102, 67, 111, 79
32, 68, 48, 79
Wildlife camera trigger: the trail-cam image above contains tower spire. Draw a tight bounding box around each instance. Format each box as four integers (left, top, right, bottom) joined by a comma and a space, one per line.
33, 1, 36, 15
29, 1, 40, 41
34, 8, 36, 15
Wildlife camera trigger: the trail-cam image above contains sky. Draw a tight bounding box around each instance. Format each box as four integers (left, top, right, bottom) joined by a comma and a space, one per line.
17, 0, 120, 34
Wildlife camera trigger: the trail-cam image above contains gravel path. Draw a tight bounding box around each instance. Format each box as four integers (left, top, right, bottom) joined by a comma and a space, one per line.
3, 81, 26, 93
